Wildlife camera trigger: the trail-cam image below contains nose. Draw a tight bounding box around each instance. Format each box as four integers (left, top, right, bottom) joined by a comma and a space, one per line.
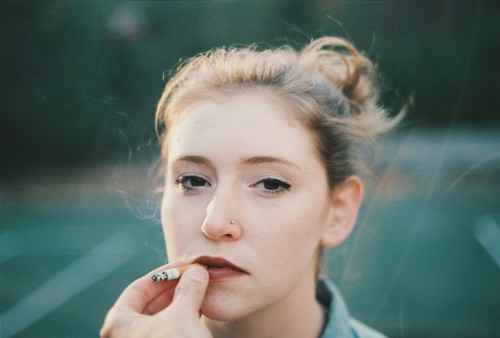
201, 195, 242, 241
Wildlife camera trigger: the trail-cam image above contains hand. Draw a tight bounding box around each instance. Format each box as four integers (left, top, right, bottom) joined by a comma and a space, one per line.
100, 264, 211, 338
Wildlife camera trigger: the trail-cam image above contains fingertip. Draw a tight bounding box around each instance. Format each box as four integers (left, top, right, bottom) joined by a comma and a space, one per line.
169, 265, 209, 312
184, 265, 209, 284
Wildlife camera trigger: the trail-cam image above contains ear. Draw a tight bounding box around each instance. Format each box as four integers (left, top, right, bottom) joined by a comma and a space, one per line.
320, 176, 364, 248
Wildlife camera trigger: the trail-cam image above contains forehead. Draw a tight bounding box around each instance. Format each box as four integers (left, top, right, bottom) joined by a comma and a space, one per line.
166, 93, 320, 166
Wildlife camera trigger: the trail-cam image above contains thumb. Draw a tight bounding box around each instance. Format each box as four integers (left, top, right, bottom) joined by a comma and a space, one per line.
169, 265, 209, 316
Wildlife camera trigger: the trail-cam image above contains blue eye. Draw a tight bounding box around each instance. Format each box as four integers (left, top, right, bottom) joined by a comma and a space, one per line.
176, 175, 211, 191
254, 178, 291, 194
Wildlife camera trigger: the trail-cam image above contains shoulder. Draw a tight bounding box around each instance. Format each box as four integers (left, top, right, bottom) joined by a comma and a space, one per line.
317, 278, 387, 338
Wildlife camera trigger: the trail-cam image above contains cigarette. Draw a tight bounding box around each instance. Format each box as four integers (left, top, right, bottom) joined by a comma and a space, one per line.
151, 263, 207, 283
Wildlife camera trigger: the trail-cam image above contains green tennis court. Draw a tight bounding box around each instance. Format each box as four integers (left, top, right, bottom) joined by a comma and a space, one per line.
2, 131, 499, 337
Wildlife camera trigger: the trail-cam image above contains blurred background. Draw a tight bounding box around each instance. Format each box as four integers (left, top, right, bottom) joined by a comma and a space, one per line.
1, 1, 499, 337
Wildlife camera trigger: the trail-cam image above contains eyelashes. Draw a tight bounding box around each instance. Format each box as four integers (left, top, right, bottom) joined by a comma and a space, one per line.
252, 178, 291, 194
175, 175, 291, 195
175, 175, 211, 191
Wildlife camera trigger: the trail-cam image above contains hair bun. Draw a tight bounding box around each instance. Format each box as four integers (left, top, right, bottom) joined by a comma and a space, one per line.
299, 37, 376, 109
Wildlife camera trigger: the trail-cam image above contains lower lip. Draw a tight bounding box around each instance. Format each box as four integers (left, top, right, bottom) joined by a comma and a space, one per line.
207, 267, 248, 280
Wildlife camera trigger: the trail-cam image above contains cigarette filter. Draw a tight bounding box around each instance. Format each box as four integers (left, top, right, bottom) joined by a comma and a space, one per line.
151, 263, 207, 283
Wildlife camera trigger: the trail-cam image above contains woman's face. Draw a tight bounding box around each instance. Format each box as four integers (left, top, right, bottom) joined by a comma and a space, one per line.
161, 93, 335, 321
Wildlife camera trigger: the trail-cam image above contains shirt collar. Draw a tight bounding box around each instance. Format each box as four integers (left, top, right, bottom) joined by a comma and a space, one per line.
317, 277, 356, 338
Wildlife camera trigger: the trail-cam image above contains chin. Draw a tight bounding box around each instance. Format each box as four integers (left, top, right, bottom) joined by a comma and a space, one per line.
201, 303, 241, 322
200, 292, 254, 322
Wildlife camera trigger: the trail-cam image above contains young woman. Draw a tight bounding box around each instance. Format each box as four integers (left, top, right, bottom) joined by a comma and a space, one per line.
101, 36, 398, 338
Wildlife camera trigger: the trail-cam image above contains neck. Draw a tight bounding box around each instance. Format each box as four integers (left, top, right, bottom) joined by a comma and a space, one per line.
203, 271, 325, 338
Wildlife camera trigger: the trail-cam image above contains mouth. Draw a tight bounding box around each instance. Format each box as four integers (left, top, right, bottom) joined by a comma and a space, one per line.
193, 256, 248, 280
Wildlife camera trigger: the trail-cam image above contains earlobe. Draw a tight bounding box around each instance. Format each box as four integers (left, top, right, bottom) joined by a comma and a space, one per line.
320, 176, 364, 248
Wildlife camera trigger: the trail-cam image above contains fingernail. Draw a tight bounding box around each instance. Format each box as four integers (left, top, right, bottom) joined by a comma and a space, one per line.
185, 266, 208, 283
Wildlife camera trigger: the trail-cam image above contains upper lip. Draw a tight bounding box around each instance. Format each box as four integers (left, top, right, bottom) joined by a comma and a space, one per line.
194, 256, 248, 274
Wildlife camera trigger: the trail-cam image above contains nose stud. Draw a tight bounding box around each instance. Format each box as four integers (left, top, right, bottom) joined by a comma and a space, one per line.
229, 220, 236, 225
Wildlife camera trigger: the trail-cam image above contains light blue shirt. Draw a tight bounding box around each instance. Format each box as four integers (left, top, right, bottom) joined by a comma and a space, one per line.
317, 278, 387, 338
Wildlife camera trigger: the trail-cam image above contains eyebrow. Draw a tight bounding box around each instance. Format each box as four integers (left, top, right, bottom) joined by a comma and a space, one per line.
242, 156, 301, 170
172, 155, 213, 168
172, 155, 300, 170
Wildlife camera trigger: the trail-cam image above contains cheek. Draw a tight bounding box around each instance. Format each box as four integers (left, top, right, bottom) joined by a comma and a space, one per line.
246, 212, 320, 290
248, 200, 323, 260
161, 193, 201, 258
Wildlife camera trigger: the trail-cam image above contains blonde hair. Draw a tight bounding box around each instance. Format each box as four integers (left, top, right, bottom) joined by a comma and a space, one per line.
155, 36, 400, 188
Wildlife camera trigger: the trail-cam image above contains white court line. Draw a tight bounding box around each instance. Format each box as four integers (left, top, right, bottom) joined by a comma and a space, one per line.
0, 224, 141, 262
474, 215, 500, 269
0, 231, 138, 337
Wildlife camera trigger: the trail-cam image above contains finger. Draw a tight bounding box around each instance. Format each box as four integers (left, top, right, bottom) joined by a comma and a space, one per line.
114, 262, 187, 313
169, 265, 209, 316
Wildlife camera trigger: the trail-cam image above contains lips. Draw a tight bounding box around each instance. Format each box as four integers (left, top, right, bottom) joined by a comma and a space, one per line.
193, 256, 248, 280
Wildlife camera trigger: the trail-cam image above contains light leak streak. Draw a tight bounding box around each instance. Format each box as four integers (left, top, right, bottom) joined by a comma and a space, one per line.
0, 232, 137, 337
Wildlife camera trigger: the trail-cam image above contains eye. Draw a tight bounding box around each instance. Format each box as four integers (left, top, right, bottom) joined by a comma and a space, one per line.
175, 175, 211, 191
252, 178, 291, 195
